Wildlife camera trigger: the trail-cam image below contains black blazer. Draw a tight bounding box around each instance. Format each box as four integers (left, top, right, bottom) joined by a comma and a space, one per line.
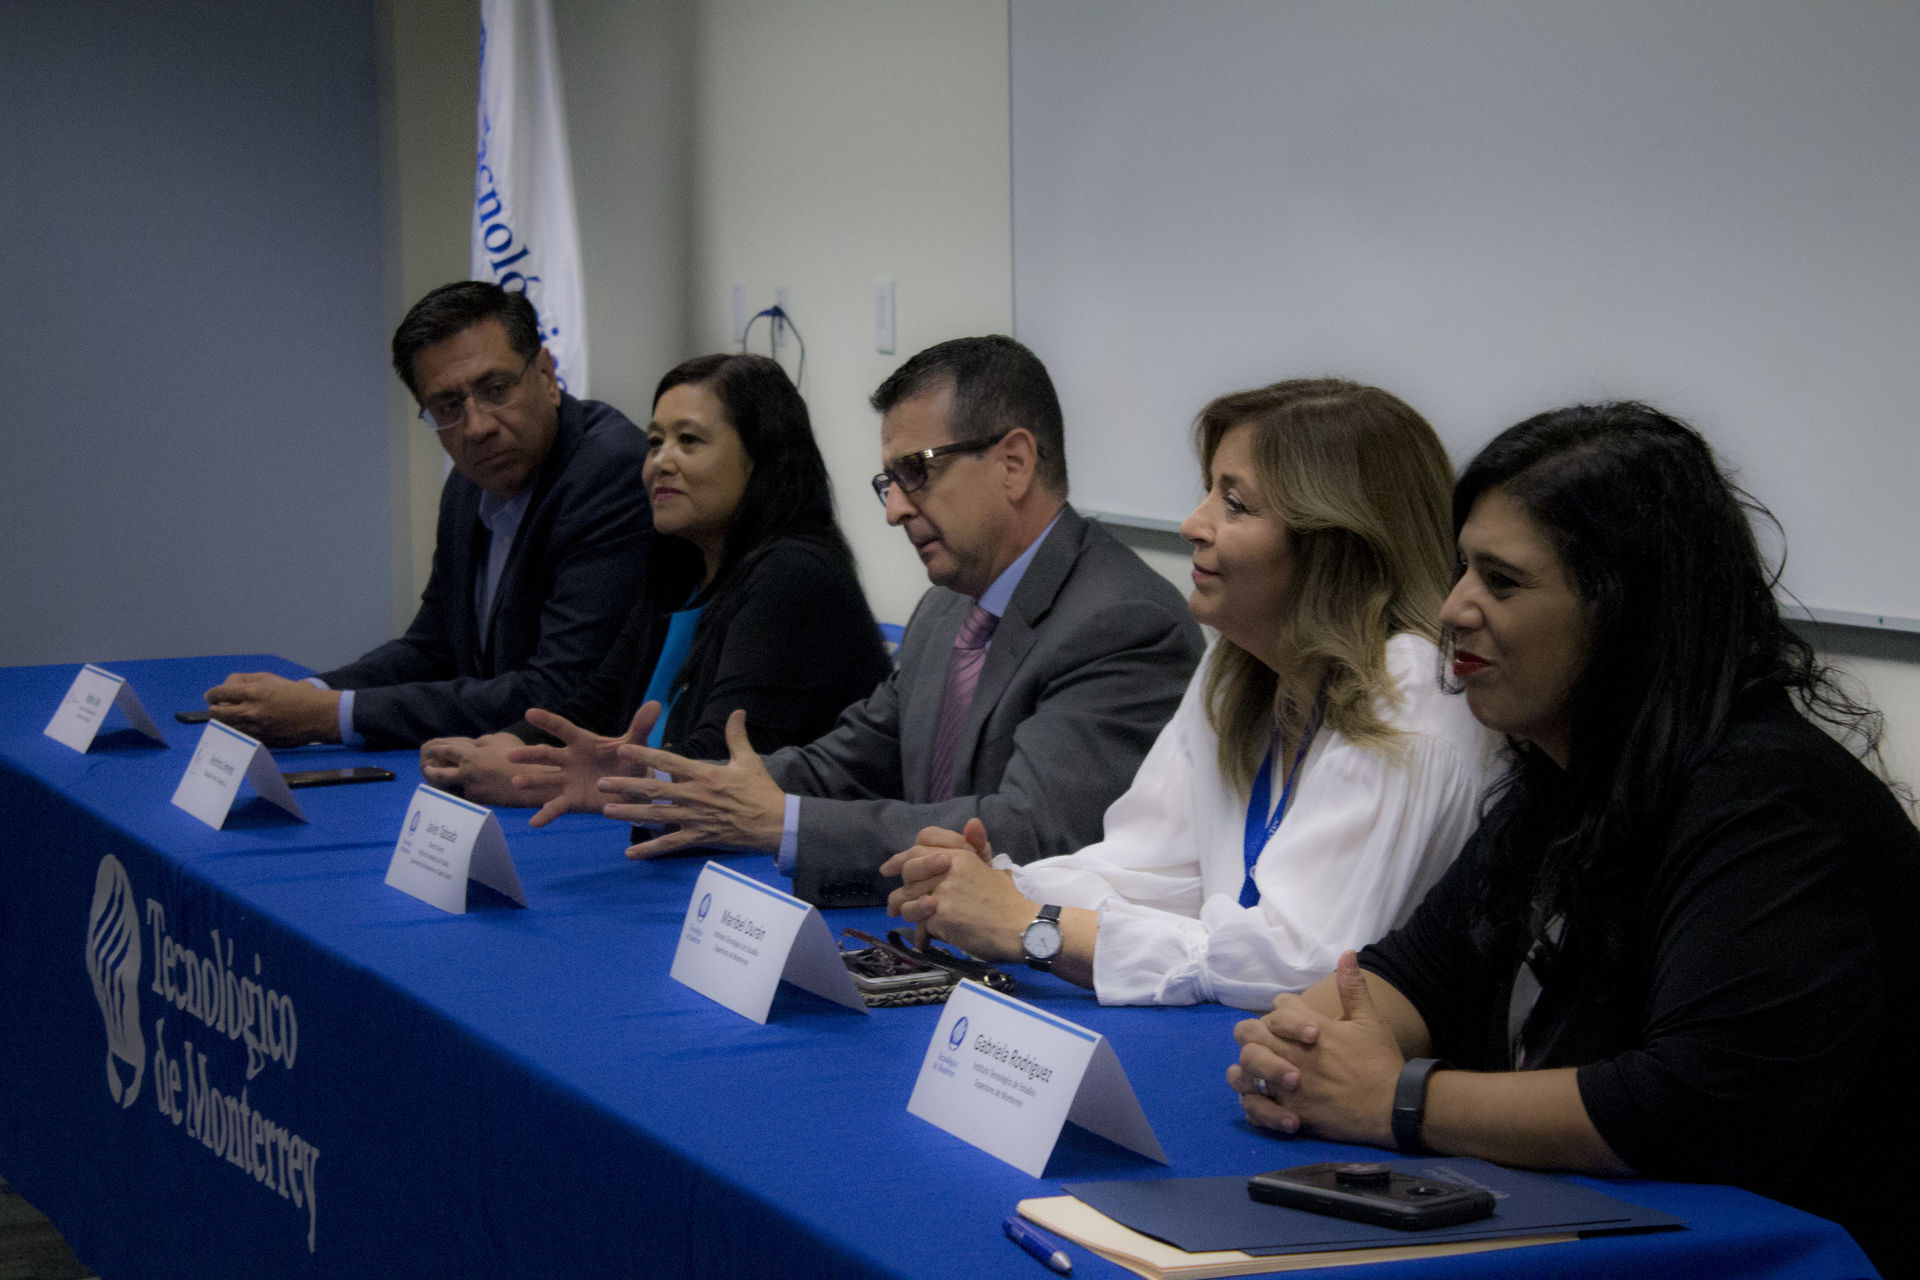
320, 394, 653, 748
509, 531, 891, 761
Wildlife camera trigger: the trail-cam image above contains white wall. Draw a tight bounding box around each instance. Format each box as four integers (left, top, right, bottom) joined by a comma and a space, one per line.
687, 0, 1013, 626
552, 0, 697, 422
1009, 0, 1920, 629
384, 0, 482, 611
668, 0, 1920, 793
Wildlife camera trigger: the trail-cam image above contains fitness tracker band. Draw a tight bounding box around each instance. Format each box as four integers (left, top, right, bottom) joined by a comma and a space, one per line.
1391, 1057, 1449, 1155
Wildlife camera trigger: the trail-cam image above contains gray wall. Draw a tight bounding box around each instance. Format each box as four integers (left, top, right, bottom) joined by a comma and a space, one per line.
1, 0, 394, 671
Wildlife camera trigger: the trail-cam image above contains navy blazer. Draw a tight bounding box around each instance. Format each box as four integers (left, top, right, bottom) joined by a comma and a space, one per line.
320, 393, 652, 748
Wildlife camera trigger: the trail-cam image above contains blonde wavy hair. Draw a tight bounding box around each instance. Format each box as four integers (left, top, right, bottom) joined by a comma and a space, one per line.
1196, 379, 1455, 793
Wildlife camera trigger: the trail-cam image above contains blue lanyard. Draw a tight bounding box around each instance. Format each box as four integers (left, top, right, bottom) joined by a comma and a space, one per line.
1239, 699, 1323, 909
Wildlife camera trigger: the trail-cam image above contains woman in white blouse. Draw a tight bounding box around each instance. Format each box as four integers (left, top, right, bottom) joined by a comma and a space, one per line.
881, 378, 1498, 1010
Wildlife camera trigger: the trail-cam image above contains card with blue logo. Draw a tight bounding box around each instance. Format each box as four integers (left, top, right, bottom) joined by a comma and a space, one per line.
169, 720, 306, 829
44, 663, 166, 752
384, 783, 526, 914
670, 861, 868, 1023
909, 980, 1167, 1177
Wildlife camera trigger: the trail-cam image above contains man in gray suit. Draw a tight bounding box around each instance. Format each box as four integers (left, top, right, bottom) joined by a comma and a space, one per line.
527, 336, 1202, 907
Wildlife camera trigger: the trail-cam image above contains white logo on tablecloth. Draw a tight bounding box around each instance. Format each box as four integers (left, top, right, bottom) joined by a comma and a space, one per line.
82, 856, 325, 1252
86, 856, 145, 1107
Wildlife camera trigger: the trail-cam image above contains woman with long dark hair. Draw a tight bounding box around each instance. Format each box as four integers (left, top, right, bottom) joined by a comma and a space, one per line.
420, 354, 889, 810
881, 379, 1497, 1009
1228, 402, 1919, 1267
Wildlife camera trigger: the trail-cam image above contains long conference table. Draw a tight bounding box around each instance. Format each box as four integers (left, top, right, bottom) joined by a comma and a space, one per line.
0, 656, 1879, 1279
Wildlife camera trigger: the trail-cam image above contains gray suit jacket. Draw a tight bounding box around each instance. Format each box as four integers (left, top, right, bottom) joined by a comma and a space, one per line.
768, 505, 1204, 907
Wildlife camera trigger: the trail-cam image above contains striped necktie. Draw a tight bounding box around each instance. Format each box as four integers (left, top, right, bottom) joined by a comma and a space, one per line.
927, 604, 999, 801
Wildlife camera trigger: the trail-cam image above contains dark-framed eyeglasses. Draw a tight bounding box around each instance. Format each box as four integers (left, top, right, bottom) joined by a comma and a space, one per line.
870, 431, 1009, 504
417, 352, 539, 431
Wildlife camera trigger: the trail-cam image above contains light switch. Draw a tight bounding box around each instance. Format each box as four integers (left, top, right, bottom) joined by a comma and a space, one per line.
874, 277, 895, 355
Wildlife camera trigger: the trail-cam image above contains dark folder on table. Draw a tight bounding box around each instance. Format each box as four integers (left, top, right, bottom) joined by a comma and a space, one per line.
1064, 1157, 1683, 1256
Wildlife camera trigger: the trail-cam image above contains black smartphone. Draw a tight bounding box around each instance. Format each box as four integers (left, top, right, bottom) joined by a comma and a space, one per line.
175, 710, 213, 724
281, 767, 397, 789
1247, 1162, 1495, 1232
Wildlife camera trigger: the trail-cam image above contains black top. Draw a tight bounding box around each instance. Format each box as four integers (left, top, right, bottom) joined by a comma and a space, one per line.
1361, 691, 1920, 1268
508, 532, 891, 760
320, 394, 653, 748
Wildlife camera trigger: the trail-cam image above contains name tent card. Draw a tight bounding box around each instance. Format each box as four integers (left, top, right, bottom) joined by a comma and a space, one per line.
669, 861, 867, 1024
384, 784, 527, 914
44, 664, 166, 752
169, 721, 306, 828
908, 980, 1167, 1177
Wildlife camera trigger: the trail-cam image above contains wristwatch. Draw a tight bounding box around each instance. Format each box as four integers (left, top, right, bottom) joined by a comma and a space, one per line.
1020, 904, 1064, 971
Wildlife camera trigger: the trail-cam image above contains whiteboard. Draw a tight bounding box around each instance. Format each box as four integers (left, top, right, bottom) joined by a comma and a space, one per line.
1011, 0, 1920, 627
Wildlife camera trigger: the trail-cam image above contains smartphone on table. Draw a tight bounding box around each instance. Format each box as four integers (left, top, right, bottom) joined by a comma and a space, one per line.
1248, 1161, 1495, 1231
281, 767, 396, 789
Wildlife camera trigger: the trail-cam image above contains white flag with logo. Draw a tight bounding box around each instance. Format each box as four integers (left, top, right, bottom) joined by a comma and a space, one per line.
473, 0, 589, 396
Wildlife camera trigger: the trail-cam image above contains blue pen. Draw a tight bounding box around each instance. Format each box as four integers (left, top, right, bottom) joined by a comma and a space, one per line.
1004, 1215, 1072, 1275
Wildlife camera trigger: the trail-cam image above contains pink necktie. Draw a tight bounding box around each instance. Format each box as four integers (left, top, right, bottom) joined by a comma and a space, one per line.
928, 604, 998, 801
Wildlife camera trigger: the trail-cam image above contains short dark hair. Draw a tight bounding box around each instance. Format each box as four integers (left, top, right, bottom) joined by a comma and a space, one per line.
1457, 401, 1883, 976
869, 335, 1068, 493
391, 281, 542, 396
653, 353, 849, 587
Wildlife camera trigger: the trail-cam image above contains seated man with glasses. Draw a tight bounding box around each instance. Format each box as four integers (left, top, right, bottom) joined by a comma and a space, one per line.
519, 335, 1203, 907
203, 280, 652, 748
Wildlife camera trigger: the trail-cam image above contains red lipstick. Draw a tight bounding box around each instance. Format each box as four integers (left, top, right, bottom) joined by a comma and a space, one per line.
1452, 650, 1490, 679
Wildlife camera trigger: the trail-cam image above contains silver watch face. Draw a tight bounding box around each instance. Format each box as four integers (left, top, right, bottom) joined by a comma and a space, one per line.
1022, 917, 1064, 961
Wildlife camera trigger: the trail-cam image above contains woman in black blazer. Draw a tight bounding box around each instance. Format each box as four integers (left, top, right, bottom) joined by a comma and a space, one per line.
421, 353, 889, 805
1227, 402, 1919, 1270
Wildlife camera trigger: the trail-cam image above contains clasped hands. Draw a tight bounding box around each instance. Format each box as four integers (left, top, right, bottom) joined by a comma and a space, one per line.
879, 819, 1038, 963
501, 703, 786, 857
1227, 951, 1405, 1147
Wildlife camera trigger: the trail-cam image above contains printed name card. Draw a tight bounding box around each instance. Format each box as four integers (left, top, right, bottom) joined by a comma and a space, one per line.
170, 721, 306, 829
384, 784, 527, 914
44, 664, 166, 752
908, 980, 1167, 1177
669, 861, 867, 1024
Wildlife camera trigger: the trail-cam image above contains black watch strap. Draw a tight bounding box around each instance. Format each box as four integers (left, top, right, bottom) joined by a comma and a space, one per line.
1023, 904, 1063, 971
1391, 1057, 1448, 1155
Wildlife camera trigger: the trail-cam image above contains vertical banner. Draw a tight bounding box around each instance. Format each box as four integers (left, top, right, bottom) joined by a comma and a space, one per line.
474, 0, 589, 396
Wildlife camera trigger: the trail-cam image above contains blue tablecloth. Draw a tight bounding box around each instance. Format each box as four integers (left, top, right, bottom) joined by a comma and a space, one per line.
0, 657, 1879, 1278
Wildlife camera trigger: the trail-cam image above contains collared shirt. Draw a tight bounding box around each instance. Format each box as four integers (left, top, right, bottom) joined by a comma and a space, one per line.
776, 512, 1064, 875
320, 486, 533, 748
474, 487, 533, 641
